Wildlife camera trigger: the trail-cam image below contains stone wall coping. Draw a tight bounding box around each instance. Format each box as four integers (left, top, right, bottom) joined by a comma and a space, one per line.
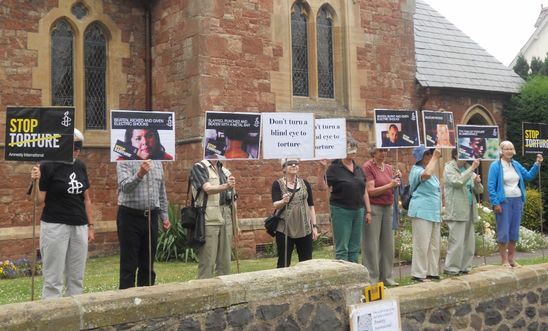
386, 263, 548, 314
0, 259, 368, 330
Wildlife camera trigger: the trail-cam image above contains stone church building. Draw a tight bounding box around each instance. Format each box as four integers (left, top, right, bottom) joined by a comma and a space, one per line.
0, 0, 522, 259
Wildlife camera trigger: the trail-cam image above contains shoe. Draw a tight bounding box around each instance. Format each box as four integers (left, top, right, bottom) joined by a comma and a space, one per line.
460, 270, 470, 274
502, 262, 512, 268
384, 280, 400, 286
426, 275, 440, 280
443, 270, 459, 276
510, 261, 521, 268
411, 276, 430, 283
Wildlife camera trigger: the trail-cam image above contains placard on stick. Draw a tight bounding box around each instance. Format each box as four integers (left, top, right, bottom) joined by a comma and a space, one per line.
204, 111, 261, 160
5, 107, 75, 162
456, 125, 499, 160
422, 110, 456, 148
110, 110, 175, 161
261, 112, 315, 159
522, 122, 548, 156
315, 118, 346, 159
374, 109, 420, 148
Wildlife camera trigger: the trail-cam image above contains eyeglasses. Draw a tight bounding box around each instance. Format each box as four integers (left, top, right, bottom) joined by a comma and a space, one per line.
378, 149, 388, 153
286, 161, 300, 167
74, 141, 83, 151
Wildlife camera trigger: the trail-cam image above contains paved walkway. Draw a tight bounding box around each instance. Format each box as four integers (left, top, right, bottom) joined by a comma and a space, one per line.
391, 249, 548, 280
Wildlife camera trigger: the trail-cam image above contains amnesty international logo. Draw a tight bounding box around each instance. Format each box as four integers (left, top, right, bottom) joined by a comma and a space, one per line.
61, 111, 72, 127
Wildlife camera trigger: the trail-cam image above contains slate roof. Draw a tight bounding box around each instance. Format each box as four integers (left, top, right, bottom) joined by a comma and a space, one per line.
414, 0, 524, 94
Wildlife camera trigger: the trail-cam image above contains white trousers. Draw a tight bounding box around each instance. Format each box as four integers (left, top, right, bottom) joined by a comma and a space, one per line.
40, 221, 88, 299
411, 217, 440, 279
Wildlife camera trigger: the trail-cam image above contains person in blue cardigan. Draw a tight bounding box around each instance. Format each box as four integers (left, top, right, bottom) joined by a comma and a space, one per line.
487, 140, 543, 268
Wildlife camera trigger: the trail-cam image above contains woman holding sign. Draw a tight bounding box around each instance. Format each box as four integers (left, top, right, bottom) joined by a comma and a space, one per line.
408, 145, 442, 282
361, 144, 401, 286
319, 138, 372, 263
30, 129, 94, 299
487, 140, 543, 268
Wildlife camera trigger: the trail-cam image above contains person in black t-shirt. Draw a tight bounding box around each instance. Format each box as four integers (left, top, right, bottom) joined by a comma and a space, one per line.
30, 129, 94, 299
318, 137, 372, 263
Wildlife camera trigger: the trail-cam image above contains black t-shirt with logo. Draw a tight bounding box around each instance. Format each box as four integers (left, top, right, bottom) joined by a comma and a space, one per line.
39, 160, 90, 225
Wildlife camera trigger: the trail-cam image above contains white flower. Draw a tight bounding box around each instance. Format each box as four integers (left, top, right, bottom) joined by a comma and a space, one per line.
482, 206, 492, 214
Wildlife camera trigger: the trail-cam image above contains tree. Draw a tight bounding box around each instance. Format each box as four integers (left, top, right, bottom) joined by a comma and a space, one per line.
503, 76, 548, 229
513, 54, 529, 80
530, 56, 543, 76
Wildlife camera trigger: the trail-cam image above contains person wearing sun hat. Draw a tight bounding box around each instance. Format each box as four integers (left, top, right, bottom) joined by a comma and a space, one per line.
271, 158, 317, 268
408, 144, 442, 282
318, 137, 372, 263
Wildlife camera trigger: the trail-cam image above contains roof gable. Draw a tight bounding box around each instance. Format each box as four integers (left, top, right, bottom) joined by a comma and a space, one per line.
414, 0, 524, 94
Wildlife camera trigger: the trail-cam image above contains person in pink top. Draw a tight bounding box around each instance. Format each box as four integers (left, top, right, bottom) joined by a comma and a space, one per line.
361, 144, 401, 286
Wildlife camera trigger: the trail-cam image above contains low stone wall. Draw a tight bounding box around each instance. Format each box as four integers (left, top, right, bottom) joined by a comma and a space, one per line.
388, 264, 548, 330
0, 260, 367, 330
0, 261, 547, 330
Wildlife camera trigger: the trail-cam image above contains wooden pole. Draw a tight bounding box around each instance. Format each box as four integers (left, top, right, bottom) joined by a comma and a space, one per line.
31, 178, 38, 301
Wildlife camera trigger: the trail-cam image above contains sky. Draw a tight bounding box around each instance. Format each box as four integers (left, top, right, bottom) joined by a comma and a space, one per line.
424, 0, 545, 66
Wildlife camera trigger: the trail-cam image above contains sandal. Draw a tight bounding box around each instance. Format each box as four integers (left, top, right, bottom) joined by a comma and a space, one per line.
510, 261, 521, 268
502, 262, 512, 268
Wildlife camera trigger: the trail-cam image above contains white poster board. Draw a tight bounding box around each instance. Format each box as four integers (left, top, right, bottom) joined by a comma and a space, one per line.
349, 299, 401, 331
261, 112, 315, 159
315, 118, 346, 159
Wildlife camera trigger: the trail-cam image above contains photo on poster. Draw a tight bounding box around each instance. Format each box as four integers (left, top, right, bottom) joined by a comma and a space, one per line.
204, 111, 261, 160
422, 110, 456, 148
314, 118, 346, 159
110, 110, 176, 162
522, 122, 548, 156
374, 109, 420, 148
262, 112, 315, 159
5, 107, 75, 162
456, 125, 499, 160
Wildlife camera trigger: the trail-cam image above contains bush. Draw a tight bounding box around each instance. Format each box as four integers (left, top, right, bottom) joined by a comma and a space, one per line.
516, 227, 548, 252
156, 204, 197, 262
522, 188, 543, 232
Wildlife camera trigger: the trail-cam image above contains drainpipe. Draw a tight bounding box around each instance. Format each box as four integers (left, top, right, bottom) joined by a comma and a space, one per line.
142, 0, 153, 110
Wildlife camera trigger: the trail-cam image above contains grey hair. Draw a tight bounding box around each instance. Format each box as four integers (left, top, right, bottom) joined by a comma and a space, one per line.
499, 140, 515, 156
368, 143, 378, 157
74, 128, 84, 142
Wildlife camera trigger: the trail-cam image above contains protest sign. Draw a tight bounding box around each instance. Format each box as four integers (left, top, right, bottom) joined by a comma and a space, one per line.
5, 107, 74, 162
456, 125, 499, 160
522, 122, 548, 156
262, 112, 315, 159
422, 110, 456, 148
204, 111, 261, 160
315, 118, 346, 159
110, 110, 175, 162
374, 109, 420, 148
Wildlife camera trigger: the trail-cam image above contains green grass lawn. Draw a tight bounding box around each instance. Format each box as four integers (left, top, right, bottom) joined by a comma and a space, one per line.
1, 249, 547, 306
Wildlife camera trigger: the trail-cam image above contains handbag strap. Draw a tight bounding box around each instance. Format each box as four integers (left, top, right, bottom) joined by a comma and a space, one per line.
273, 178, 298, 216
188, 176, 208, 208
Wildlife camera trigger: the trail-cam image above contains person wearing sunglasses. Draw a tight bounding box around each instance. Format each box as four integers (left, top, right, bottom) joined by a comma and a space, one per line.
271, 158, 317, 268
319, 137, 372, 263
30, 129, 94, 299
361, 144, 401, 286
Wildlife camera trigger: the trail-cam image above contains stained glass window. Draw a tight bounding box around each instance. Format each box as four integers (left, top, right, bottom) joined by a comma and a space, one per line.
291, 2, 309, 96
317, 7, 334, 98
71, 3, 88, 20
51, 20, 74, 107
84, 23, 107, 129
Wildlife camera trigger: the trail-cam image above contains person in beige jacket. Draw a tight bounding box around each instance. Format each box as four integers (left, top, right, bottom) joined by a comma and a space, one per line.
443, 149, 483, 275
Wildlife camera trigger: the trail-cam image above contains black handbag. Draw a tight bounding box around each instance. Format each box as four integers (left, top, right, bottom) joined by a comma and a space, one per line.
181, 177, 207, 248
401, 180, 421, 210
264, 188, 296, 237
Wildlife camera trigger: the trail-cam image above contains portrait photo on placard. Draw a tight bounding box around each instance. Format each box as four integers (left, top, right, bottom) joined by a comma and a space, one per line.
374, 109, 420, 148
110, 110, 176, 162
456, 125, 499, 160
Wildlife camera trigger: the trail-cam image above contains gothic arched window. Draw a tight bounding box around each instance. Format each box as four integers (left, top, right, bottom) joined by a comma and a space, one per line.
51, 19, 74, 106
291, 2, 309, 97
84, 23, 107, 129
317, 6, 334, 98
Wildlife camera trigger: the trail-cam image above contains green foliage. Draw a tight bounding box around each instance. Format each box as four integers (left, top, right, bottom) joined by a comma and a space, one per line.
516, 227, 548, 252
512, 54, 529, 80
522, 188, 543, 232
156, 204, 197, 262
530, 56, 544, 76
